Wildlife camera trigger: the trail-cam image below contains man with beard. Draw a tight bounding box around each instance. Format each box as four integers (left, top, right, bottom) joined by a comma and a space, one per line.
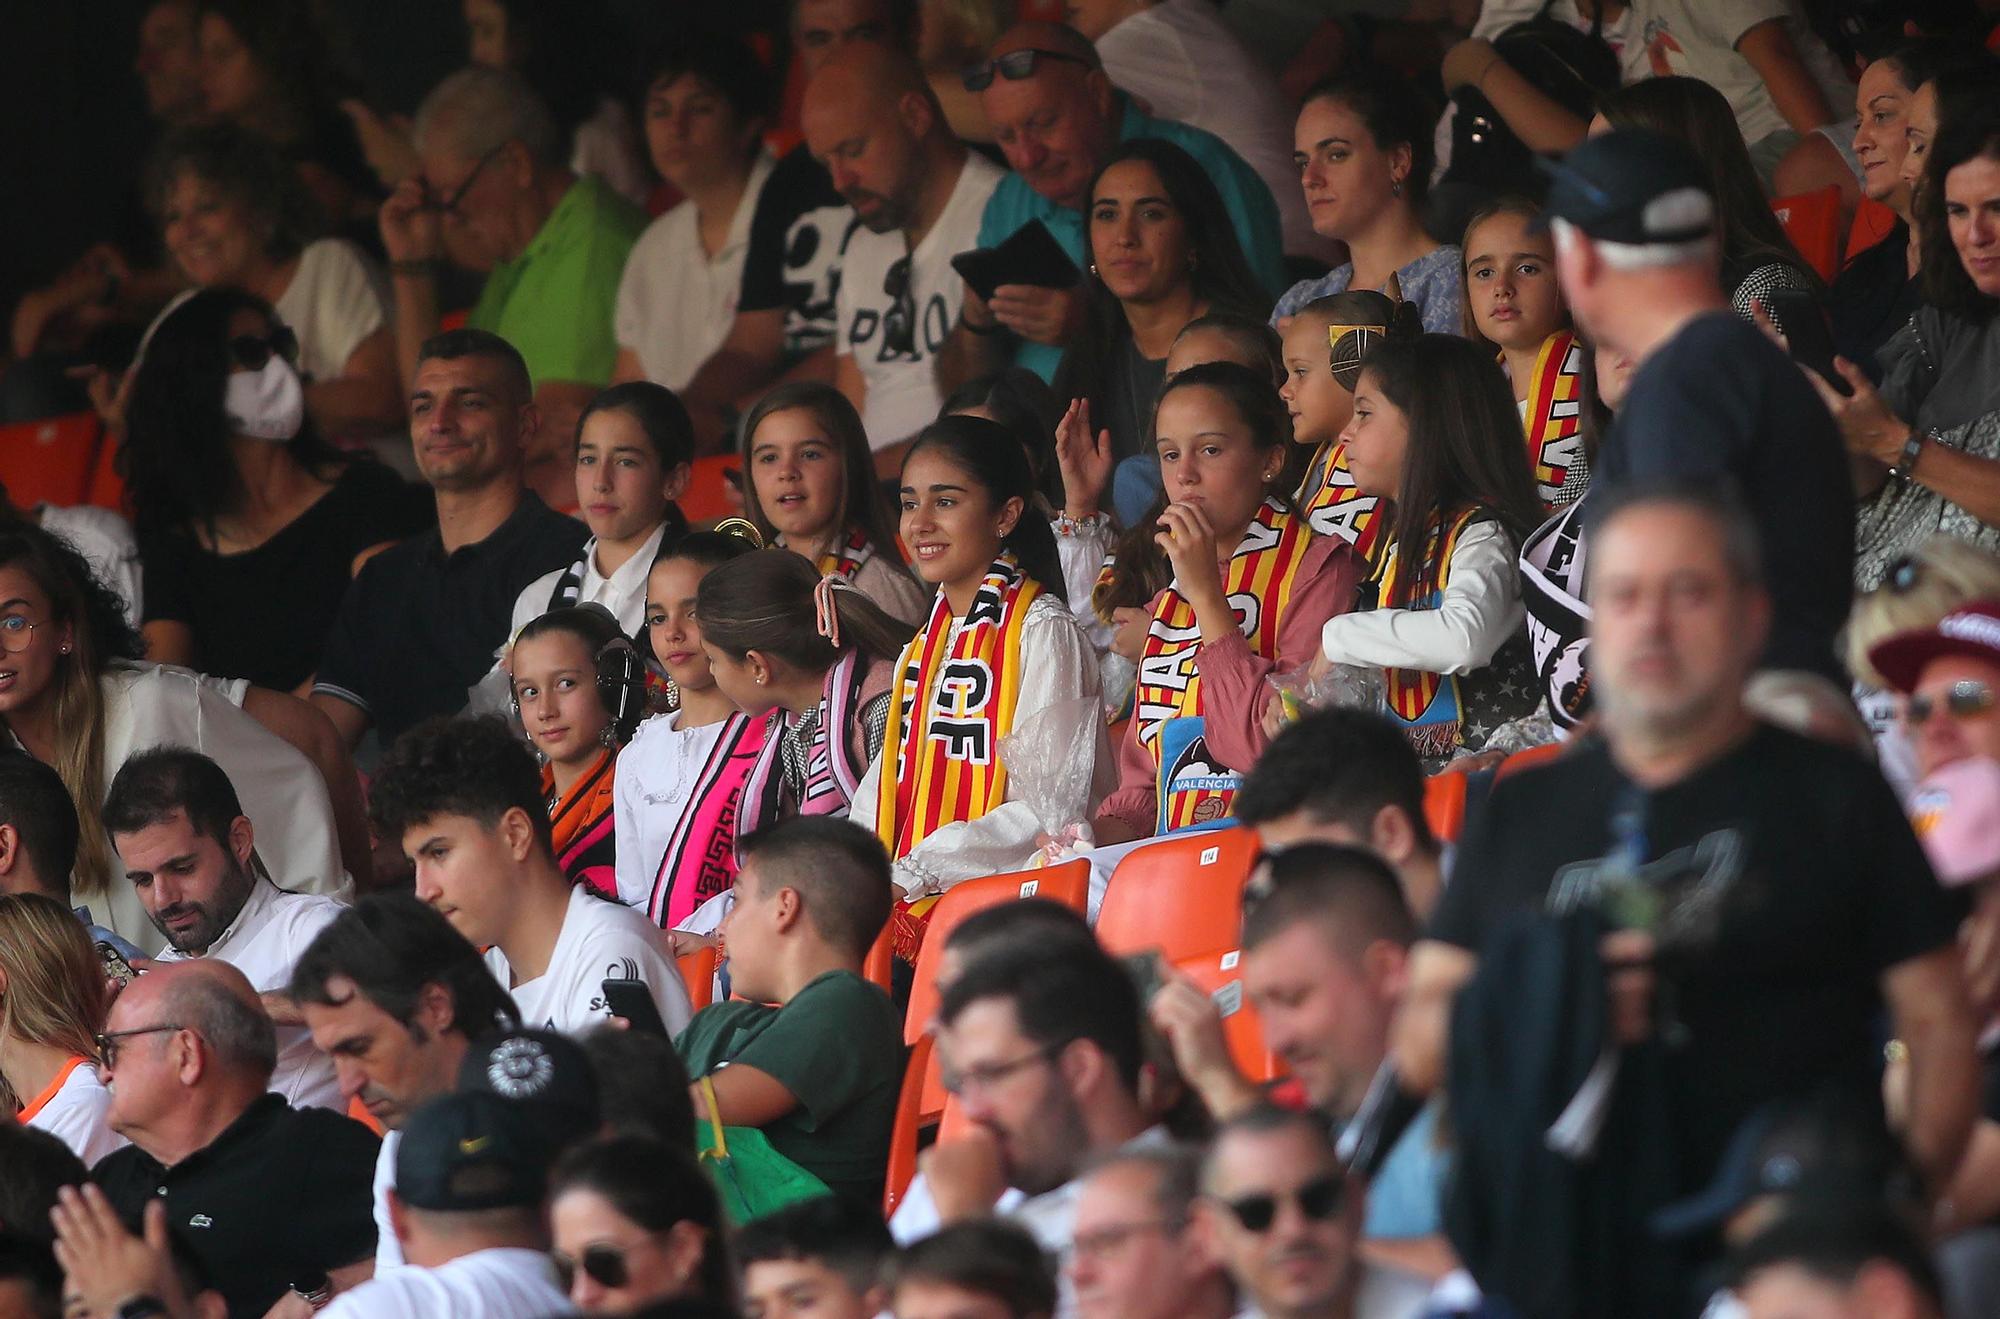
803, 44, 1003, 466
105, 747, 346, 1111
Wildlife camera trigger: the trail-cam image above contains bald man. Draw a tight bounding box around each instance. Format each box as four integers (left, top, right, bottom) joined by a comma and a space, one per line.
90, 962, 381, 1317
806, 46, 1004, 469
942, 22, 1285, 388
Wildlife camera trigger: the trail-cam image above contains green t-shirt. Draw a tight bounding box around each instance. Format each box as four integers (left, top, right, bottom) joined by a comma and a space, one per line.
468, 174, 645, 387
677, 969, 902, 1213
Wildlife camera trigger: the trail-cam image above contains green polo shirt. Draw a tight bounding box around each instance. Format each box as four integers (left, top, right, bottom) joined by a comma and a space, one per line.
468, 174, 645, 387
976, 95, 1287, 382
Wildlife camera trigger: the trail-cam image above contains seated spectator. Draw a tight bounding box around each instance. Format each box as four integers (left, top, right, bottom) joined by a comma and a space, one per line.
674, 0, 912, 452
144, 124, 402, 436
579, 1025, 695, 1148
1593, 78, 1825, 334
1316, 336, 1543, 764
696, 550, 916, 837
1273, 71, 1461, 336
1068, 1144, 1233, 1319
509, 606, 649, 896
612, 34, 777, 393
0, 1232, 61, 1319
0, 752, 142, 962
0, 896, 124, 1165
123, 288, 430, 692
1054, 141, 1274, 524
736, 1195, 894, 1319
616, 530, 764, 928
49, 1180, 235, 1319
320, 1091, 571, 1319
809, 46, 1005, 463
91, 961, 379, 1317
0, 520, 348, 947
0, 1124, 84, 1246
1092, 364, 1361, 842
367, 715, 691, 1036
380, 66, 647, 506
1164, 312, 1283, 387
887, 1220, 1057, 1319
1830, 88, 2000, 590
290, 891, 520, 1271
945, 22, 1285, 386
1066, 0, 1326, 264
105, 746, 344, 1110
1460, 197, 1584, 507
1232, 708, 1445, 919
737, 383, 932, 625
850, 419, 1110, 908
548, 1135, 733, 1314
1548, 129, 1853, 682
1197, 1107, 1430, 1319
1278, 292, 1418, 552
312, 330, 588, 751
1725, 1202, 1946, 1319
677, 818, 900, 1213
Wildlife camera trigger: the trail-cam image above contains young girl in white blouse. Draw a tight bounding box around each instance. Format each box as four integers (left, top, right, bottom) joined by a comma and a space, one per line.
1317, 335, 1545, 766
612, 529, 763, 929
850, 416, 1112, 952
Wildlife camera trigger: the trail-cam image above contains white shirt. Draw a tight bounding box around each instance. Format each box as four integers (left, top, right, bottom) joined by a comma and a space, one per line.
616, 151, 777, 391
850, 594, 1115, 899
508, 525, 668, 645
482, 885, 693, 1037
273, 239, 390, 386
153, 877, 345, 1110
1320, 520, 1524, 675
574, 97, 653, 209
1096, 0, 1329, 261
21, 1058, 127, 1166
836, 153, 1004, 449
612, 710, 739, 913
319, 1246, 573, 1319
373, 1131, 404, 1272
40, 504, 142, 629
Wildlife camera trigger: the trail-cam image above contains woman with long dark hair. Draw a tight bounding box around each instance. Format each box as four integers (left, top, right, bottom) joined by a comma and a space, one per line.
1055, 138, 1271, 525
121, 288, 430, 693
550, 1135, 735, 1315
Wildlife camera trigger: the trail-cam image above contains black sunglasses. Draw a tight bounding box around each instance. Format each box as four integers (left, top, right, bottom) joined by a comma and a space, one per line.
229, 325, 298, 371
961, 48, 1093, 92
881, 254, 917, 360
552, 1244, 629, 1291
1220, 1174, 1345, 1233
1906, 680, 1996, 726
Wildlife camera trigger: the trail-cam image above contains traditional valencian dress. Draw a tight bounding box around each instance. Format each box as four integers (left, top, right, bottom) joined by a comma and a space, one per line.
612, 708, 771, 929
543, 750, 619, 899
1096, 499, 1361, 837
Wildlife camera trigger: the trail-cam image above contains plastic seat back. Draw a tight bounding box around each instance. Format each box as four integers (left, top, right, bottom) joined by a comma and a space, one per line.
1096, 827, 1259, 963
1494, 742, 1562, 782
1770, 186, 1842, 282
0, 412, 102, 509
1423, 771, 1469, 845
680, 454, 741, 525
1173, 951, 1282, 1083
883, 1035, 935, 1217
677, 944, 719, 1013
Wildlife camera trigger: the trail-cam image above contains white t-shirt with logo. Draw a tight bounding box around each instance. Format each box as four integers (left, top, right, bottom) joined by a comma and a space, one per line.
319, 1246, 572, 1319
21, 1058, 127, 1166
835, 153, 1004, 450
482, 884, 693, 1037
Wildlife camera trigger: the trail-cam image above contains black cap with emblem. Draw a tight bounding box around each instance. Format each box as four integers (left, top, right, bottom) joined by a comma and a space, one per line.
456, 1027, 602, 1148
395, 1090, 558, 1212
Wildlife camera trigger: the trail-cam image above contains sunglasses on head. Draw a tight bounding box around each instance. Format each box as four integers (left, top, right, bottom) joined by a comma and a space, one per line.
229, 325, 298, 371
1906, 680, 1996, 726
961, 48, 1093, 91
1220, 1173, 1345, 1232
551, 1244, 630, 1291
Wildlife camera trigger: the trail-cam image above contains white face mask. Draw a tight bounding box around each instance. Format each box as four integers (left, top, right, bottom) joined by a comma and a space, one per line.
223, 354, 305, 441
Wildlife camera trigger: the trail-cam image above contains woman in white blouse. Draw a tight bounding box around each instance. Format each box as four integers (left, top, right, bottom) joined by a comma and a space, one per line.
0, 895, 129, 1166
613, 37, 778, 393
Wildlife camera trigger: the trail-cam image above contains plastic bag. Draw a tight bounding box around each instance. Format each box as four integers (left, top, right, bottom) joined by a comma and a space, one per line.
998, 695, 1103, 865
1266, 659, 1384, 727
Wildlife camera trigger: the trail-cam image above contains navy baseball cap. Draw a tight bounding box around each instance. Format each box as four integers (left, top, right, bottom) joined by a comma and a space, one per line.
1534, 128, 1717, 245
1649, 1097, 1902, 1241
396, 1090, 557, 1212
458, 1027, 602, 1145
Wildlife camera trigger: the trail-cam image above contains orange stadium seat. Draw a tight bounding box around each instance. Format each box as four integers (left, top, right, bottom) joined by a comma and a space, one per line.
0, 412, 104, 509
680, 453, 741, 525
1845, 195, 1900, 265
1097, 826, 1259, 962
883, 1034, 935, 1216
1424, 770, 1469, 846
677, 944, 719, 1013
1173, 951, 1282, 1083
863, 924, 895, 993
1770, 186, 1842, 283
1494, 742, 1563, 782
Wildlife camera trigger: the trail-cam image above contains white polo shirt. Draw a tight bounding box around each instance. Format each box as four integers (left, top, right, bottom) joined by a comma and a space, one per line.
153, 876, 345, 1110
482, 885, 693, 1037
20, 1057, 127, 1166
319, 1246, 572, 1319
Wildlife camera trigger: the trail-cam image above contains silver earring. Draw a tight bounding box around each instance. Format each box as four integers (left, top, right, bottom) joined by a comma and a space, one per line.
58, 644, 70, 655
1391, 179, 1403, 198
1089, 262, 1098, 278
599, 725, 618, 749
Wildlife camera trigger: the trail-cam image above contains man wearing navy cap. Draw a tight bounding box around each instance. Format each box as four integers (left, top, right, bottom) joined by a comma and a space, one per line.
1544, 128, 1854, 687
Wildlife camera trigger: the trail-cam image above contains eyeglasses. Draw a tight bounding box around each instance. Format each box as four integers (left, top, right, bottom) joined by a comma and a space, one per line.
95, 1024, 184, 1069
228, 325, 299, 372
882, 254, 917, 360
425, 142, 507, 220
1217, 1173, 1345, 1233
961, 48, 1094, 92
0, 615, 45, 654
939, 1041, 1063, 1098
1906, 680, 1996, 726
552, 1243, 638, 1291
1071, 1218, 1182, 1263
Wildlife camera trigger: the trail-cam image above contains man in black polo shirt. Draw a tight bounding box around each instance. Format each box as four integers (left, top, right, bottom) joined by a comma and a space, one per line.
91, 960, 379, 1317
311, 328, 585, 750
1396, 485, 1979, 1262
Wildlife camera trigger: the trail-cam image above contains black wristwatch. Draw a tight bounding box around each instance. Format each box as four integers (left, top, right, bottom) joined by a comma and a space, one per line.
113, 1297, 169, 1319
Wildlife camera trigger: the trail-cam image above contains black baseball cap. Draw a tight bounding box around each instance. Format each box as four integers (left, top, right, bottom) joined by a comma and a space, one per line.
1534, 128, 1717, 245
458, 1027, 602, 1145
1649, 1096, 1902, 1241
395, 1090, 557, 1212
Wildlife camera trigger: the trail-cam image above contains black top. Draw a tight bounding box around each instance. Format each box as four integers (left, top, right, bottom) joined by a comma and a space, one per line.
737, 144, 855, 359
1830, 221, 1921, 382
92, 1093, 380, 1318
139, 461, 434, 691
313, 491, 586, 742
1430, 725, 1960, 1176
1594, 312, 1854, 683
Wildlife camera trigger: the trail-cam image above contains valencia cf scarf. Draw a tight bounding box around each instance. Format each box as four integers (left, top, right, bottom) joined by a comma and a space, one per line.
738, 647, 872, 839
1373, 507, 1482, 761
1521, 330, 1585, 508
876, 552, 1040, 861
815, 525, 877, 581
645, 712, 771, 928
543, 751, 618, 900
1298, 441, 1383, 563
1134, 500, 1314, 833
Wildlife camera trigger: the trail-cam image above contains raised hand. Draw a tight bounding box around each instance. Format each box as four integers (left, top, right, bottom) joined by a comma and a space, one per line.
1055, 397, 1114, 521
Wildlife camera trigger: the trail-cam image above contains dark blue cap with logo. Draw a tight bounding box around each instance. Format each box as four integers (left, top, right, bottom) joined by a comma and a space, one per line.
395, 1090, 558, 1212
1534, 128, 1717, 245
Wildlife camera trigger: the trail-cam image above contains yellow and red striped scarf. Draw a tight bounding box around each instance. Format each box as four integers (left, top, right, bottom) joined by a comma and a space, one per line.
1521, 329, 1585, 508
875, 552, 1041, 861
815, 525, 876, 580
1373, 507, 1481, 760
1135, 500, 1314, 832
1298, 441, 1383, 564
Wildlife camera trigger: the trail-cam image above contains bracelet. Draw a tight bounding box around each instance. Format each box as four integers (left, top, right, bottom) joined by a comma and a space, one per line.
1888, 430, 1930, 485
961, 314, 1005, 337
388, 257, 440, 276
1053, 510, 1106, 537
